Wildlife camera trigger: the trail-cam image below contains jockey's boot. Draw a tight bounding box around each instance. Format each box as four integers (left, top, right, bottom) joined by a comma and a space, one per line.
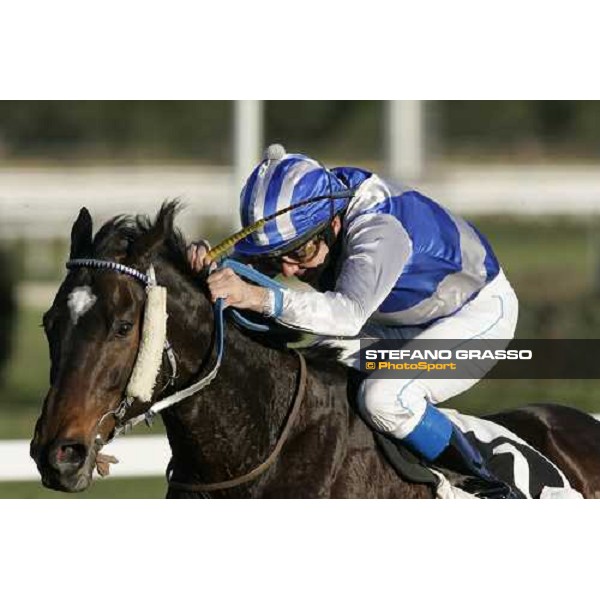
434, 425, 525, 499
402, 403, 524, 499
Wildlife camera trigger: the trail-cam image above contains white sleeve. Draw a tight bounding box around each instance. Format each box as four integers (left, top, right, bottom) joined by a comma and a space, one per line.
274, 213, 412, 336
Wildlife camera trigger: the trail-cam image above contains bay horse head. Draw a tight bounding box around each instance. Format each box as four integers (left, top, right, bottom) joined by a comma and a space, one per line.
30, 202, 197, 492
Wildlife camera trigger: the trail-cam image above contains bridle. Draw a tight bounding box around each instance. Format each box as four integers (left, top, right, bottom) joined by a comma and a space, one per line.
66, 258, 195, 440
65, 257, 307, 494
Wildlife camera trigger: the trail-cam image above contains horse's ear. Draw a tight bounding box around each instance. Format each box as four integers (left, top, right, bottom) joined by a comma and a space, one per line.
127, 203, 177, 267
70, 207, 93, 259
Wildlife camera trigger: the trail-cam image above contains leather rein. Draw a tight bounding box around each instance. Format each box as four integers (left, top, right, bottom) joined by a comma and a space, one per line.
168, 351, 306, 494
65, 258, 308, 495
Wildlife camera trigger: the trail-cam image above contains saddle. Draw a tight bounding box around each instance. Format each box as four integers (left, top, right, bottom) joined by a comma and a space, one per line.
374, 432, 439, 487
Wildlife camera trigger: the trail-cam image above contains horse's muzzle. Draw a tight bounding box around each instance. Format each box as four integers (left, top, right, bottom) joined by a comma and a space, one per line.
34, 438, 95, 493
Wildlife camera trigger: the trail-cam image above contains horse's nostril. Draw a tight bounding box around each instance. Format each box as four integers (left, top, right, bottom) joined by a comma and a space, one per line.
48, 440, 88, 473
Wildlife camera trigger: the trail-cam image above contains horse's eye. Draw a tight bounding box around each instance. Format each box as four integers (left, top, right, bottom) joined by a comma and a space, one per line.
115, 321, 134, 338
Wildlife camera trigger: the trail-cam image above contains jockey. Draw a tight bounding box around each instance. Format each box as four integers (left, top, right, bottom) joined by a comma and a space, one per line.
188, 143, 521, 499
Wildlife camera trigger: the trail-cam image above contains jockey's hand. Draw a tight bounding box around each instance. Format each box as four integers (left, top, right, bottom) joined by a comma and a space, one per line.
207, 267, 268, 312
187, 240, 214, 273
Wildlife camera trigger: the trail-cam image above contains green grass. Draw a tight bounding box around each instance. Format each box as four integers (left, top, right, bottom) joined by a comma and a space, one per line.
0, 476, 166, 499
0, 305, 49, 439
470, 216, 593, 302
3, 216, 600, 497
447, 378, 600, 416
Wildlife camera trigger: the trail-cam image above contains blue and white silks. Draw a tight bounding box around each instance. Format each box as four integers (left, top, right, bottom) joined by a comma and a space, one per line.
241, 162, 502, 336
234, 151, 506, 462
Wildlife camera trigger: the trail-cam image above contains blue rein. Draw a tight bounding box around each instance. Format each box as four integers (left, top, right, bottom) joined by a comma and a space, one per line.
218, 258, 286, 333
209, 258, 285, 370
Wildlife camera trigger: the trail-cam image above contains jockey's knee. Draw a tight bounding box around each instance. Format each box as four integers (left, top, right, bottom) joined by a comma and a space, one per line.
357, 377, 429, 439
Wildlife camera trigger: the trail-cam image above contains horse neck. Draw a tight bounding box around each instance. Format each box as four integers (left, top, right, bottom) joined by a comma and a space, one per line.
156, 258, 299, 489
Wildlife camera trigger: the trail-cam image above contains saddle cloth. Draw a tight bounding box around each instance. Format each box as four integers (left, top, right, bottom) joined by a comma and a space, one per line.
377, 408, 583, 499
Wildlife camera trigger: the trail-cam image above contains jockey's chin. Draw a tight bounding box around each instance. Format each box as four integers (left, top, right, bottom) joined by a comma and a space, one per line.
292, 255, 333, 287
281, 238, 333, 285
296, 265, 326, 286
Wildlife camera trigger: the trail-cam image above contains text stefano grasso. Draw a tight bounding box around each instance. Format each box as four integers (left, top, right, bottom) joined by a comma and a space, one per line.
363, 349, 533, 361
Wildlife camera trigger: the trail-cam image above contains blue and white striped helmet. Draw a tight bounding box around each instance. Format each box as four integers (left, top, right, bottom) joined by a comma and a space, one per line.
235, 144, 351, 256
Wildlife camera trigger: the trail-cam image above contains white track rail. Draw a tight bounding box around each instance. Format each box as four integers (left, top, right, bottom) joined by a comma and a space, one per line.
2, 163, 600, 242
0, 165, 237, 240
0, 435, 170, 482
2, 416, 600, 482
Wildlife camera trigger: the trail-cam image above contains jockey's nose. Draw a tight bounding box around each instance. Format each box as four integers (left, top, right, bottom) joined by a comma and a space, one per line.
282, 262, 300, 277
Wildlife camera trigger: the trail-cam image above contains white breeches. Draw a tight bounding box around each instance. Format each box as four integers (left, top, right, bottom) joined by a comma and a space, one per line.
309, 271, 519, 440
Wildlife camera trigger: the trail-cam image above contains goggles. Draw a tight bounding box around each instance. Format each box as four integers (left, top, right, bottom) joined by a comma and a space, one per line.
249, 233, 325, 274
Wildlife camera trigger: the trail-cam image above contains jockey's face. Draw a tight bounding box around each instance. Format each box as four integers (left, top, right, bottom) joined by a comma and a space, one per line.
280, 241, 329, 277
280, 215, 342, 280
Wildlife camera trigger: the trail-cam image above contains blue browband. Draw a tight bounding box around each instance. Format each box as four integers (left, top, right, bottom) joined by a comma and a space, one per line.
66, 258, 150, 285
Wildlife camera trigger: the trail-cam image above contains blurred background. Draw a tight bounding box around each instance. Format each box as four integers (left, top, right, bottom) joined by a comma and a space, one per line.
2, 100, 600, 498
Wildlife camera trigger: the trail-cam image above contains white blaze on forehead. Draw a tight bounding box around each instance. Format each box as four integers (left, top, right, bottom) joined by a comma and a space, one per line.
67, 286, 97, 325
